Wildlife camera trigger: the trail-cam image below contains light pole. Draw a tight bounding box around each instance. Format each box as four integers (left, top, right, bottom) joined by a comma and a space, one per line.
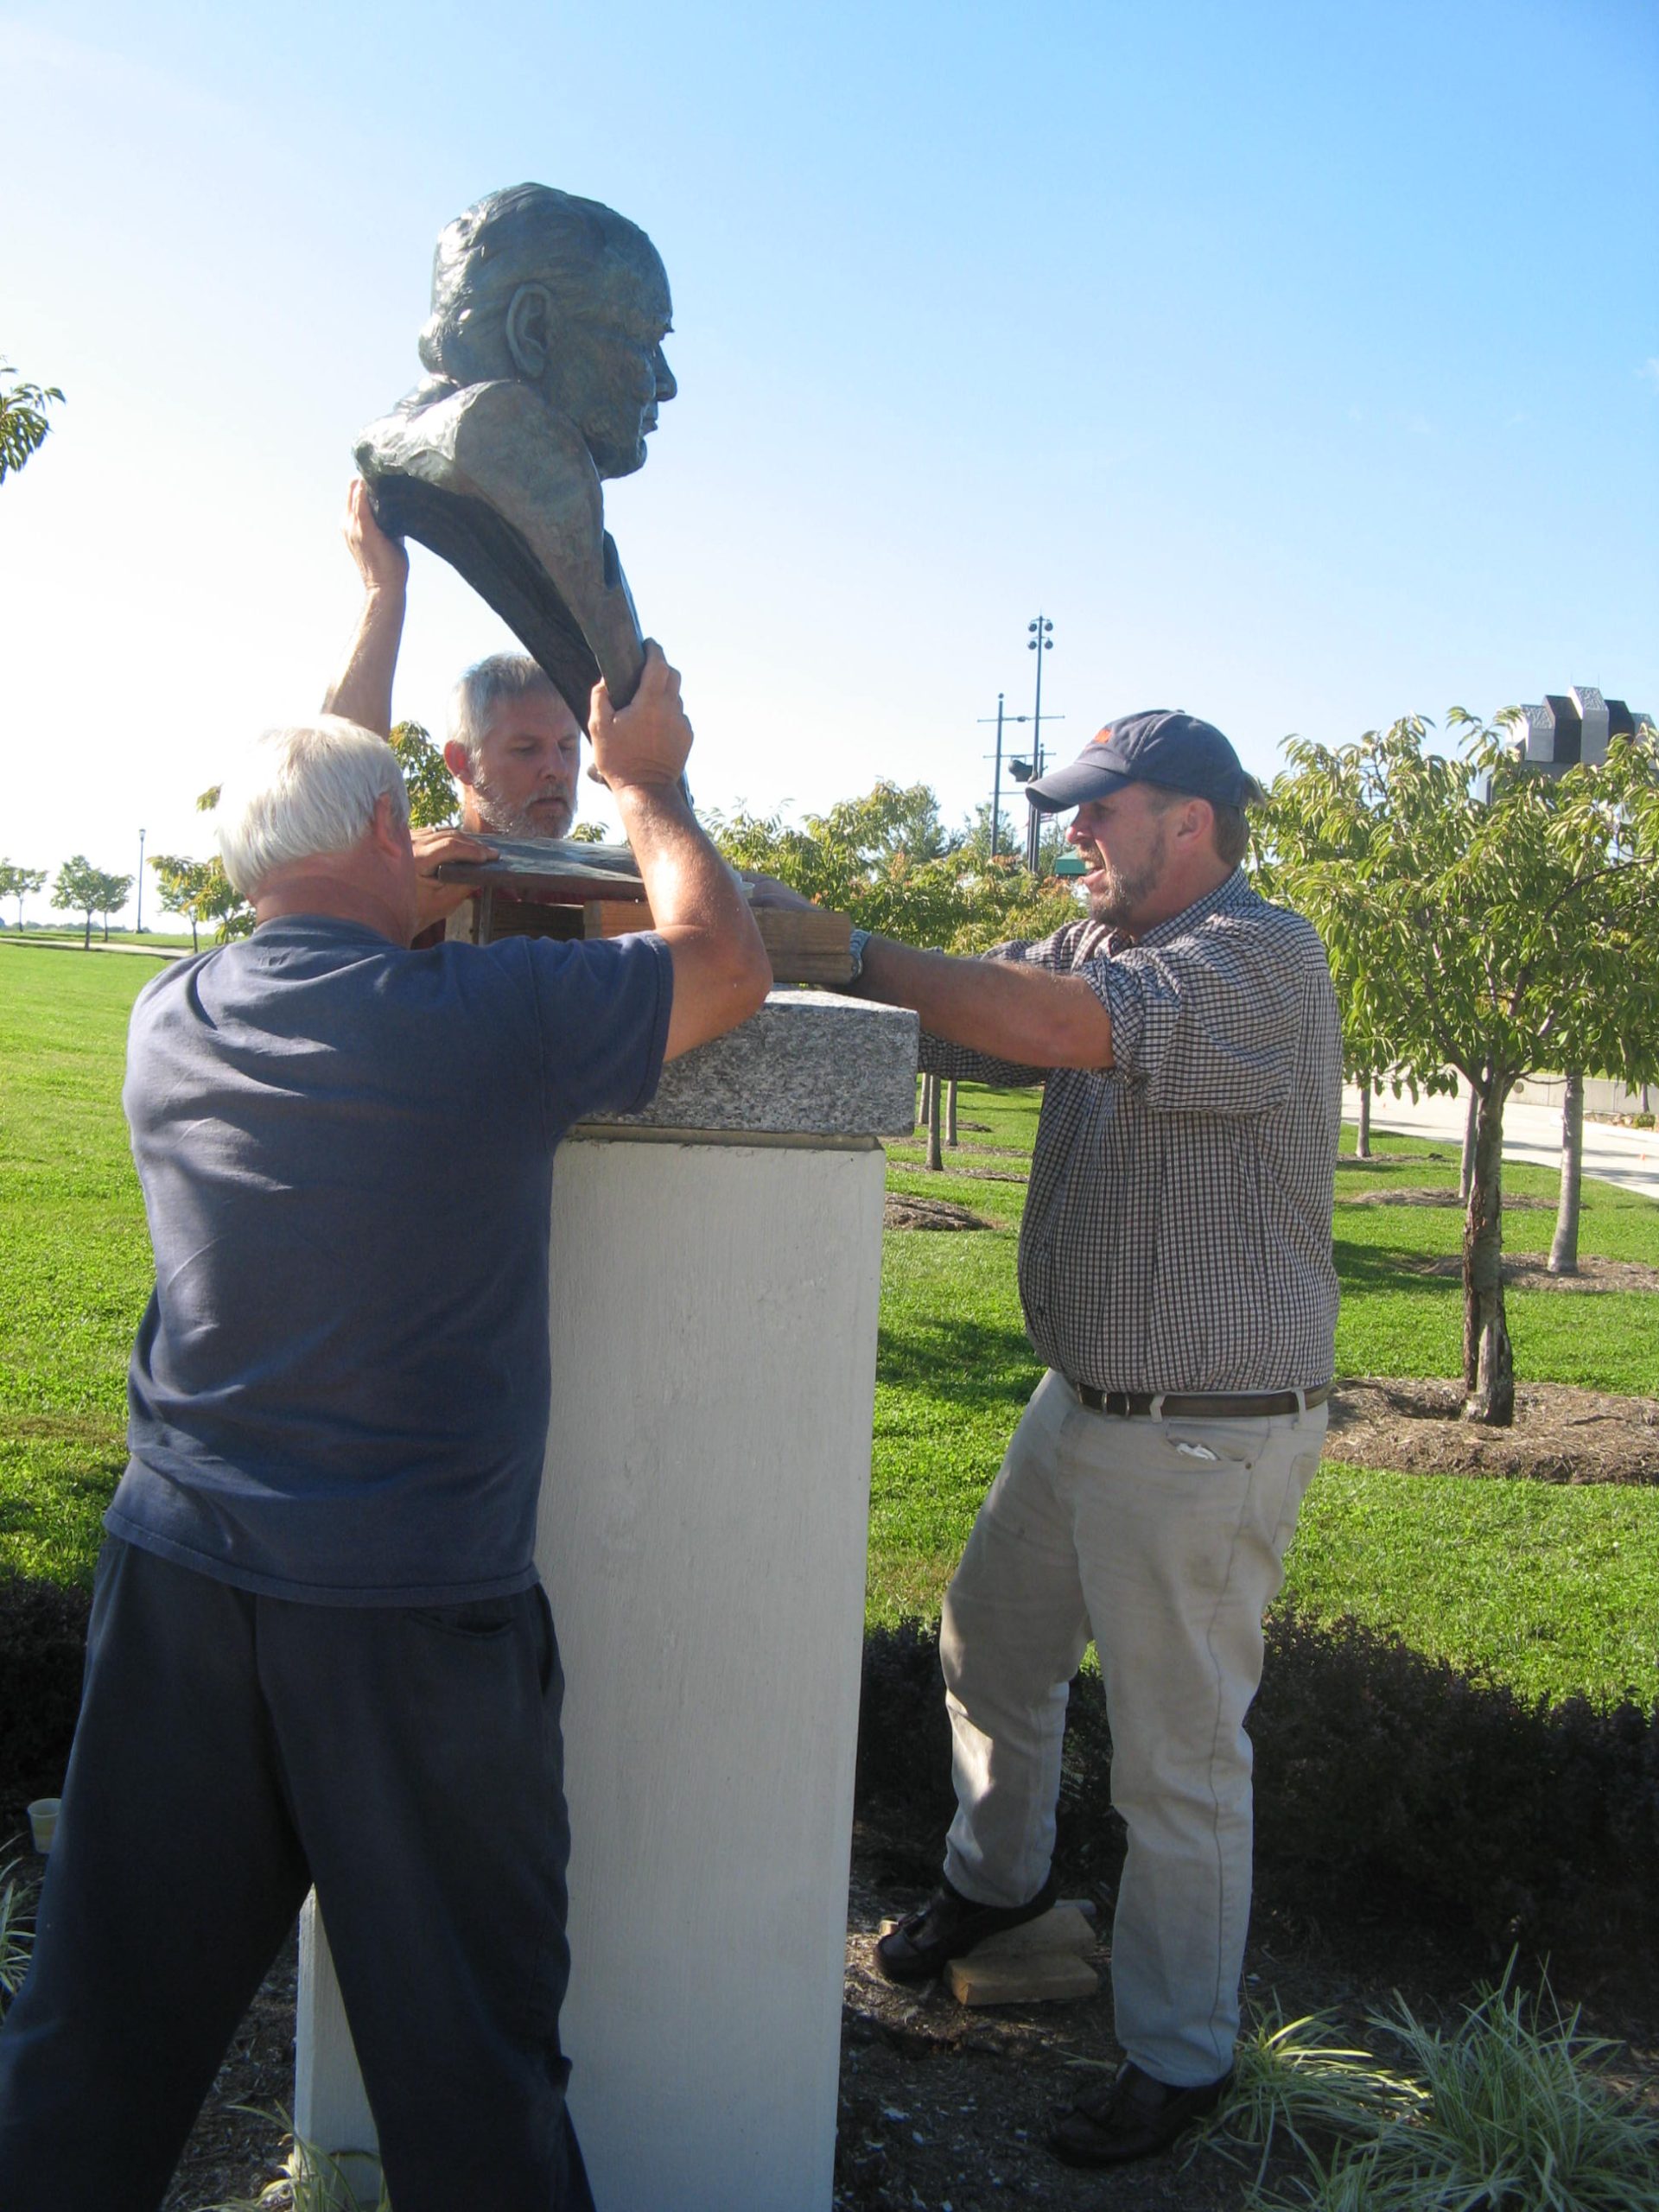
1025, 615, 1053, 871
136, 826, 146, 935
980, 694, 1006, 859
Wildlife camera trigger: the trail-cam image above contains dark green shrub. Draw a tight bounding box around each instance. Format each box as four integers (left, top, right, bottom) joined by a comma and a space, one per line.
855, 1611, 1659, 1975
0, 1573, 90, 1827
1250, 1608, 1659, 1965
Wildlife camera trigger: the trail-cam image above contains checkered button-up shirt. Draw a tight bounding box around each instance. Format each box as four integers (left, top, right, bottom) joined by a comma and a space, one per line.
919, 870, 1340, 1393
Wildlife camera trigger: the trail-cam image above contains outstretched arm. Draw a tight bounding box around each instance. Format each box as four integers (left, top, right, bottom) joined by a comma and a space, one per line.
322, 479, 408, 738
591, 646, 771, 1060
854, 936, 1112, 1069
748, 880, 1112, 1070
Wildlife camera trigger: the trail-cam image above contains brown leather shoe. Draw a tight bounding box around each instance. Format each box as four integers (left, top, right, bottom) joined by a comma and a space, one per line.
874, 1872, 1058, 1982
1048, 2059, 1234, 2167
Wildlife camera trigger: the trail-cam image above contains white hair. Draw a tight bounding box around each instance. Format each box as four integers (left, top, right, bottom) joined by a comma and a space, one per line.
215, 718, 410, 897
447, 652, 562, 770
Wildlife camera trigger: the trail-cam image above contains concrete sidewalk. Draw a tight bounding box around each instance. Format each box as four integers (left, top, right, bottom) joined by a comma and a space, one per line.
1345, 1083, 1659, 1205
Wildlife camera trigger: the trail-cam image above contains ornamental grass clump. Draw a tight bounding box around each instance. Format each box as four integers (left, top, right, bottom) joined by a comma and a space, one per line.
0, 1852, 37, 2015
210, 2110, 390, 2212
1209, 1963, 1659, 2210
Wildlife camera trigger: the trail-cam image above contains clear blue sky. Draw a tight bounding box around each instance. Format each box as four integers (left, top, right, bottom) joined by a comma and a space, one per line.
3, 0, 1655, 921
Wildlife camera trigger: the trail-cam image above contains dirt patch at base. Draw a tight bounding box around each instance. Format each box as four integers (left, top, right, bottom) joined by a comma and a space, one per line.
1344, 1187, 1552, 1211
886, 1195, 999, 1232
1406, 1251, 1659, 1294
1325, 1378, 1659, 1484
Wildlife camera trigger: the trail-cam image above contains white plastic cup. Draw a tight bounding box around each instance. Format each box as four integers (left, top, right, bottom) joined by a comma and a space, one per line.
26, 1797, 60, 1854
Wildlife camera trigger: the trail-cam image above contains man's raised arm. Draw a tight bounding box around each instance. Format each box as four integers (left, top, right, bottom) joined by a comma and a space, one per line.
321, 479, 408, 738
590, 646, 772, 1059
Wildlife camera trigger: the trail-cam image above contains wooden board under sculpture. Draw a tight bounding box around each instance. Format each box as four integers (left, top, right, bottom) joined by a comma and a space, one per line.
435, 836, 854, 986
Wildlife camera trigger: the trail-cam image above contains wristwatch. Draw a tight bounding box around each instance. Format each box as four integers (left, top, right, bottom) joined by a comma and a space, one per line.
846, 926, 873, 982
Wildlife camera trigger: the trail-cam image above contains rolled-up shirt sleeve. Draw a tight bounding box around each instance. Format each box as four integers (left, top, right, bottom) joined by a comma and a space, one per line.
1077, 918, 1301, 1116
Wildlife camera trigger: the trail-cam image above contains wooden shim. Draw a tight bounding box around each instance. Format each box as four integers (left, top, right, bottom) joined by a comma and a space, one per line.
947, 1952, 1101, 2006
583, 901, 853, 986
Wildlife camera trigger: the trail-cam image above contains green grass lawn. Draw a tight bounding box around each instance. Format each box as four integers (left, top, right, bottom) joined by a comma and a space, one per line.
0, 949, 165, 1584
871, 1092, 1659, 1708
3, 947, 1658, 1707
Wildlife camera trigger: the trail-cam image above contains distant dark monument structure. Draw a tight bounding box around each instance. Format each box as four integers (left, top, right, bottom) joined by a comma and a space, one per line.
1512, 685, 1652, 775
357, 183, 676, 719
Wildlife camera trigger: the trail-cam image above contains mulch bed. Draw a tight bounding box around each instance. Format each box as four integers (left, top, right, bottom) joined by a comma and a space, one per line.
886, 1196, 999, 1232
1404, 1251, 1659, 1293
1343, 1186, 1552, 1211
1325, 1377, 1659, 1484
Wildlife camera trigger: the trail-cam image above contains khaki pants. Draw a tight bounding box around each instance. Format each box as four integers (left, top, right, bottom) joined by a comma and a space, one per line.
940, 1369, 1324, 2085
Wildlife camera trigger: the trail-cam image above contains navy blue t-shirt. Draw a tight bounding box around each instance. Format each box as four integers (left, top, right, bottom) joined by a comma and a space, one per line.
106, 916, 672, 1605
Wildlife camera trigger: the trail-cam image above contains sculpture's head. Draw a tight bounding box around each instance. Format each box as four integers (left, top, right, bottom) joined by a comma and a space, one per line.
419, 183, 675, 480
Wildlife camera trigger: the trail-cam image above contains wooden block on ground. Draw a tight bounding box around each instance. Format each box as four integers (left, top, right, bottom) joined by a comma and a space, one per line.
947, 1951, 1101, 2006
966, 1902, 1097, 1961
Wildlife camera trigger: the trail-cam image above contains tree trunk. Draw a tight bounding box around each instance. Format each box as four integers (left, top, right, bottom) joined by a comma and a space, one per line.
191, 918, 200, 952
82, 910, 92, 950
1459, 1086, 1478, 1205
1355, 1072, 1371, 1160
1461, 1079, 1514, 1426
945, 1079, 958, 1147
917, 1073, 931, 1131
1548, 1070, 1583, 1276
926, 1071, 943, 1172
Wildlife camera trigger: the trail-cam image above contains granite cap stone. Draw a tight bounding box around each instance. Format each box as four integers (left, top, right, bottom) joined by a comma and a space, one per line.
584, 990, 919, 1140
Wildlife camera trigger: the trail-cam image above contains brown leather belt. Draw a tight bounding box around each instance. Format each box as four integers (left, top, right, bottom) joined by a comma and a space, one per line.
1069, 1382, 1332, 1419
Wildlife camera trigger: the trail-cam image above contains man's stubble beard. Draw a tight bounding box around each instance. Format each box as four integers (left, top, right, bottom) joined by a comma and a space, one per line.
1084, 820, 1168, 930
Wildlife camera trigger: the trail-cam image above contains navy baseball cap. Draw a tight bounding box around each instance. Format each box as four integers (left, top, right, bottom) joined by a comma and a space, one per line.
1024, 710, 1264, 813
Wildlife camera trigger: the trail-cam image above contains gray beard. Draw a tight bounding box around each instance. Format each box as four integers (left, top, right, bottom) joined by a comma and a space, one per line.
469, 782, 575, 842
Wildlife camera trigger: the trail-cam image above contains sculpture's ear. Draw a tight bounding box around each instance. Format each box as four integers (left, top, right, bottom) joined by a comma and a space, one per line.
505, 283, 556, 381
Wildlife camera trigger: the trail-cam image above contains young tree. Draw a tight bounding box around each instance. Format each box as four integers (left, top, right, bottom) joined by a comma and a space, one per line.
0, 861, 47, 928
92, 869, 134, 941
149, 855, 215, 953
51, 855, 106, 949
1549, 1071, 1585, 1276
0, 360, 64, 483
1259, 714, 1659, 1426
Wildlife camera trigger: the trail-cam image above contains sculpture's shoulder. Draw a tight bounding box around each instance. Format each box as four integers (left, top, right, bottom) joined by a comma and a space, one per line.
356, 380, 594, 491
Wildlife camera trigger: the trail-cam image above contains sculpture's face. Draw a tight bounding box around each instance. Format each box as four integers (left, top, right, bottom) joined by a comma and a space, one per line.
459, 689, 583, 840
546, 246, 677, 480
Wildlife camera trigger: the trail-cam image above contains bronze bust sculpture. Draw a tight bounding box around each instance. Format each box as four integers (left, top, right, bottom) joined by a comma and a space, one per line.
356, 183, 676, 719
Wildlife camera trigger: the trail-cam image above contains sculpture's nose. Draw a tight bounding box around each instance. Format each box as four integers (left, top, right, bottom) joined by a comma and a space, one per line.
652, 346, 677, 404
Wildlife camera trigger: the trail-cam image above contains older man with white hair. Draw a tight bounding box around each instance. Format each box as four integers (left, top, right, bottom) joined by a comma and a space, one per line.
0, 652, 770, 2212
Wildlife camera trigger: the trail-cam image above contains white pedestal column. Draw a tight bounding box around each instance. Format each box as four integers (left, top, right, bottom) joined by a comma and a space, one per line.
296, 993, 917, 2209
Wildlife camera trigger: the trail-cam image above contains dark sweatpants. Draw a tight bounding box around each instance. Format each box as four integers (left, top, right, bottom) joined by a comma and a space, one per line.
0, 1537, 594, 2212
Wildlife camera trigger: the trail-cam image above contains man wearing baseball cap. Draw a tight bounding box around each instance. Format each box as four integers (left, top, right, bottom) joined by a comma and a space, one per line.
775, 709, 1339, 2164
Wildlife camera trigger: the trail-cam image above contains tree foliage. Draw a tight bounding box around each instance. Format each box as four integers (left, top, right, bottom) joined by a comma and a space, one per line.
1257, 711, 1659, 1422
50, 857, 132, 949
149, 854, 217, 952
0, 361, 64, 483
708, 779, 1081, 953
0, 861, 47, 927
389, 719, 458, 830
